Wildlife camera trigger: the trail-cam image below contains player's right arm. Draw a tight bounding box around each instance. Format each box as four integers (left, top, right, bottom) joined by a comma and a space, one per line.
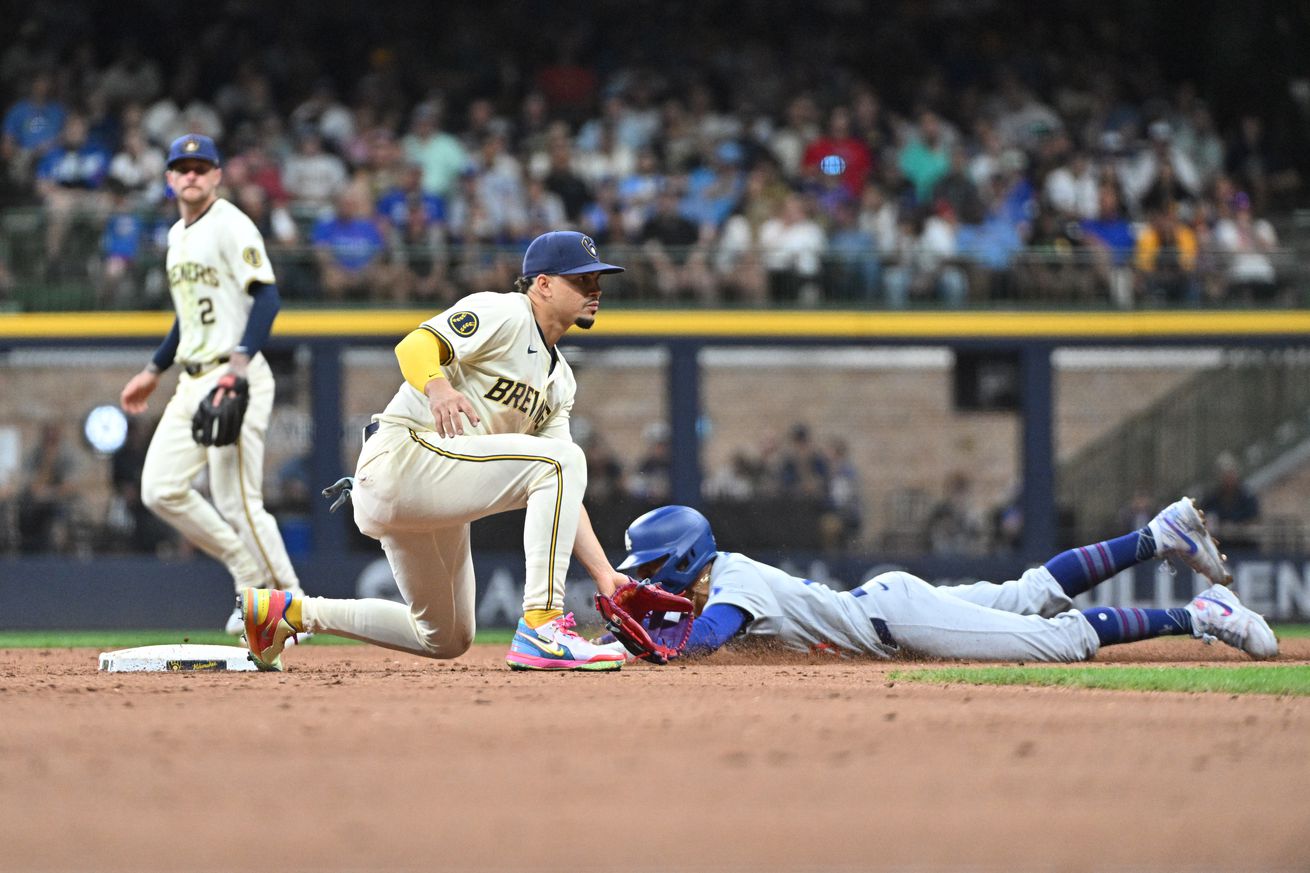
120, 317, 180, 414
395, 326, 480, 437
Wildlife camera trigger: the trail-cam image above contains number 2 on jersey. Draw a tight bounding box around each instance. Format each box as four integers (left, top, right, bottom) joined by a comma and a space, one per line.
198, 297, 215, 325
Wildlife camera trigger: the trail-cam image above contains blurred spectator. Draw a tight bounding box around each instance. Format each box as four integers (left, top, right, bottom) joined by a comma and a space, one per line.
776, 423, 829, 500
312, 185, 397, 301
141, 66, 222, 146
289, 79, 354, 150
640, 184, 713, 302
1134, 205, 1198, 304
222, 140, 290, 205
992, 71, 1063, 151
469, 132, 527, 240
578, 177, 624, 244
1117, 485, 1157, 534
628, 422, 671, 503
819, 437, 862, 550
898, 110, 952, 205
886, 206, 968, 308
802, 105, 873, 199
1079, 181, 1136, 306
2, 71, 66, 189
18, 423, 76, 553
107, 416, 173, 553
768, 95, 821, 178
682, 140, 746, 230
935, 145, 986, 224
392, 194, 450, 304
376, 162, 446, 234
541, 133, 592, 221
107, 127, 165, 205
1044, 149, 1098, 220
1198, 452, 1260, 550
572, 117, 635, 188
98, 179, 145, 307
582, 433, 627, 502
758, 193, 826, 304
703, 450, 757, 501
233, 183, 304, 297
712, 212, 767, 304
282, 128, 348, 212
96, 40, 162, 109
825, 198, 879, 302
35, 113, 111, 265
925, 471, 986, 556
402, 103, 469, 199
1225, 114, 1300, 213
525, 176, 568, 237
1212, 191, 1279, 302
616, 146, 665, 232
1019, 208, 1092, 302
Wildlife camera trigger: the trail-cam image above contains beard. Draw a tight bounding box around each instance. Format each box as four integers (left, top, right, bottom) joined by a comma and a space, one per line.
573, 314, 596, 329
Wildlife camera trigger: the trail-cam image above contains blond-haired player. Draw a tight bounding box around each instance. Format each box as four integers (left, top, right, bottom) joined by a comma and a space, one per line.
119, 134, 304, 631
244, 231, 630, 670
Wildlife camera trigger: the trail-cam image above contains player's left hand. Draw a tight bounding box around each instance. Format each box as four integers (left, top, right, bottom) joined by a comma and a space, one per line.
191, 374, 250, 446
595, 580, 695, 665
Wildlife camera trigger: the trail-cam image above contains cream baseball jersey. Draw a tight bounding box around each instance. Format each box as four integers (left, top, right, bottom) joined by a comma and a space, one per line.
378, 291, 576, 440
166, 198, 276, 363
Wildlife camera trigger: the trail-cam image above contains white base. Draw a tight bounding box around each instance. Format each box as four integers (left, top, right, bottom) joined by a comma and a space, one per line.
98, 644, 259, 673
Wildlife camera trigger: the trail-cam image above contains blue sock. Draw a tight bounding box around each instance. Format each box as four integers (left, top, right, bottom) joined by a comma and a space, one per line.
1080, 607, 1193, 646
1043, 529, 1155, 598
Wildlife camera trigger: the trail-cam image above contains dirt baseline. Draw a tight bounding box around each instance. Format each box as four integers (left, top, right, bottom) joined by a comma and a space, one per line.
3, 638, 1309, 873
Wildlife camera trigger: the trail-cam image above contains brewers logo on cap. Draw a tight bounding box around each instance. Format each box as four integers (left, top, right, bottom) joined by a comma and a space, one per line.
580, 235, 598, 260
184, 139, 200, 153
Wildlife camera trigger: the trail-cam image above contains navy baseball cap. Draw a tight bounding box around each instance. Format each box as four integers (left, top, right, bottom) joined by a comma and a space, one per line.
166, 134, 221, 168
521, 231, 624, 277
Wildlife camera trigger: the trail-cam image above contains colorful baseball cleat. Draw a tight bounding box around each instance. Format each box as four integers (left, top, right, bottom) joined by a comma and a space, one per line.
1148, 497, 1232, 585
1185, 583, 1278, 660
242, 588, 301, 671
506, 613, 625, 671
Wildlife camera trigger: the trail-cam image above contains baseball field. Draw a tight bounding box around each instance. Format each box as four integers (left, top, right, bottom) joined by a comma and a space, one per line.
3, 632, 1309, 872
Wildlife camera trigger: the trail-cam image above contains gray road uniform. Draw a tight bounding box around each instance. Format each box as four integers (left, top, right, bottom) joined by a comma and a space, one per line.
704, 552, 1101, 662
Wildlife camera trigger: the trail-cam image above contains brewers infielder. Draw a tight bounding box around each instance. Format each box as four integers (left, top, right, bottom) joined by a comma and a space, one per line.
243, 231, 630, 671
617, 499, 1277, 661
119, 134, 303, 632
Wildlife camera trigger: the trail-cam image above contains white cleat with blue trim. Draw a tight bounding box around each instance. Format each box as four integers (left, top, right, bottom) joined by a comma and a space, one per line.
1185, 583, 1278, 660
1148, 497, 1232, 586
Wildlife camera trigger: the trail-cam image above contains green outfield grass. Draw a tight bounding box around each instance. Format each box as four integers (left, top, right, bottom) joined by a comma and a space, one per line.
892, 664, 1310, 696
0, 628, 515, 648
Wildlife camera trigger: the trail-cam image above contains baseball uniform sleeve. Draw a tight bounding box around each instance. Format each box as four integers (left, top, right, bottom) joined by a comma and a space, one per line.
704, 553, 781, 626
225, 210, 277, 292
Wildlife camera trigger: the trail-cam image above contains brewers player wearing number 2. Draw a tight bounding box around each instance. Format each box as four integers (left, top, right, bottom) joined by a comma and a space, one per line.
119, 134, 304, 632
243, 231, 630, 671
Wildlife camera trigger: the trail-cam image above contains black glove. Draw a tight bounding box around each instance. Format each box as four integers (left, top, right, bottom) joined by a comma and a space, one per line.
191, 374, 249, 447
322, 477, 356, 512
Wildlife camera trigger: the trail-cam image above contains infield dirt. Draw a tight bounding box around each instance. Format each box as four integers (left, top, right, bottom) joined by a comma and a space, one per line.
3, 638, 1308, 873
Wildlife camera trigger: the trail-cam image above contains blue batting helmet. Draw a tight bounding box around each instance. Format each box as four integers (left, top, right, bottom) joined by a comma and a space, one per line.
617, 505, 717, 594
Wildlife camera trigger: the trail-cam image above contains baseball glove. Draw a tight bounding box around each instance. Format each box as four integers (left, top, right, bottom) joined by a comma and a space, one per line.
595, 580, 695, 665
191, 374, 249, 447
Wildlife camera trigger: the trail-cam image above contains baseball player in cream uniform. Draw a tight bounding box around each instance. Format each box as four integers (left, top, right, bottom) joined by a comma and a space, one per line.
120, 134, 303, 632
243, 231, 630, 671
